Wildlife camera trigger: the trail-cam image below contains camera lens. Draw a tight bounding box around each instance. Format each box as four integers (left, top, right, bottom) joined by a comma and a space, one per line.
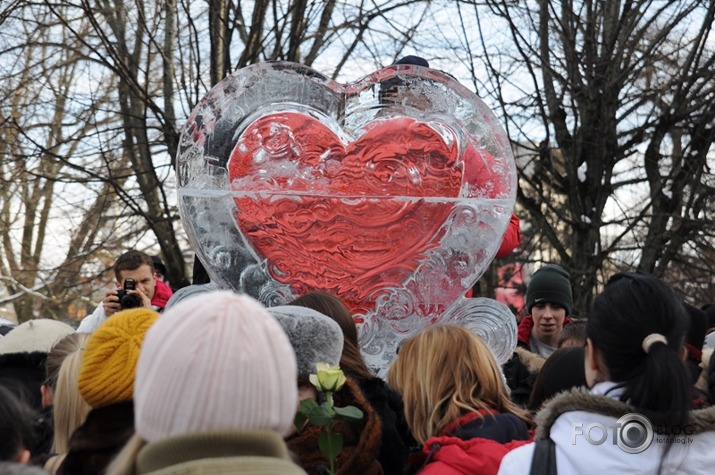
120, 294, 142, 309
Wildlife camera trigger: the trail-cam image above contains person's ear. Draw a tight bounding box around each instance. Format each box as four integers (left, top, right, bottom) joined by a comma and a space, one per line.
41, 384, 53, 408
584, 338, 593, 362
15, 449, 31, 464
585, 338, 608, 387
679, 346, 688, 362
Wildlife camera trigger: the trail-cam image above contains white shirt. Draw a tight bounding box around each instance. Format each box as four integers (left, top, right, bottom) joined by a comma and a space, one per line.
76, 304, 107, 333
529, 334, 556, 358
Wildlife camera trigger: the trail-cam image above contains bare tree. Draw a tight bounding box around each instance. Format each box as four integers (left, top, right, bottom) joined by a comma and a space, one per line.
452, 0, 715, 314
1, 0, 433, 320
0, 4, 127, 321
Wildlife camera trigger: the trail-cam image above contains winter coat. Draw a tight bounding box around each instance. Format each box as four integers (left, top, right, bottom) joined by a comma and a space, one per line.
58, 401, 134, 475
135, 430, 307, 475
151, 280, 173, 309
287, 377, 383, 475
502, 346, 546, 407
356, 377, 412, 474
495, 213, 520, 258
412, 410, 532, 475
498, 382, 715, 475
503, 316, 573, 406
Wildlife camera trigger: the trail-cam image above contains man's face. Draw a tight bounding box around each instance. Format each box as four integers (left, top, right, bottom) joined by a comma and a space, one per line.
531, 302, 567, 343
117, 264, 156, 301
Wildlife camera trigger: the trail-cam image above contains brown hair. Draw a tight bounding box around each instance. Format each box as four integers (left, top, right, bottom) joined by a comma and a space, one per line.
557, 320, 587, 347
289, 292, 373, 380
113, 251, 154, 281
45, 333, 88, 391
387, 324, 530, 444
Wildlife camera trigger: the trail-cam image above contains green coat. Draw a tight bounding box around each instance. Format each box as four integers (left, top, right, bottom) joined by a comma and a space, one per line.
136, 430, 307, 475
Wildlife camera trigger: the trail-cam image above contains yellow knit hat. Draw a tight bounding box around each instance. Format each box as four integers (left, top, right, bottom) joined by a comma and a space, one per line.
78, 308, 159, 408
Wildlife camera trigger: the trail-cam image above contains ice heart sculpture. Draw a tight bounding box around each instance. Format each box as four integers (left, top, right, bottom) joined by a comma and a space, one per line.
176, 61, 517, 370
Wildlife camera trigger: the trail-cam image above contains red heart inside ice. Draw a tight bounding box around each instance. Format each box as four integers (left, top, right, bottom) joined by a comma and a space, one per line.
228, 112, 464, 315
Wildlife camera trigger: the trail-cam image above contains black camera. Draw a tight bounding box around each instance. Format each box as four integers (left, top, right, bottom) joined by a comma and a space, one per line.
116, 278, 142, 309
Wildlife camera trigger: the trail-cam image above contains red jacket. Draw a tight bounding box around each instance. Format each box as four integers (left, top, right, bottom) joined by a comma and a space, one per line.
464, 212, 520, 298
495, 213, 520, 258
419, 437, 531, 475
151, 280, 173, 310
415, 411, 532, 475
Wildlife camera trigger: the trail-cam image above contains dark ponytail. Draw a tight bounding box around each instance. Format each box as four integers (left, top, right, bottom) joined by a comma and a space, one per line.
587, 272, 690, 429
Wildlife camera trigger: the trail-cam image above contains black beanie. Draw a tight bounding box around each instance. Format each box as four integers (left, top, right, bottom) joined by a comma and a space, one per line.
525, 264, 573, 315
394, 55, 430, 68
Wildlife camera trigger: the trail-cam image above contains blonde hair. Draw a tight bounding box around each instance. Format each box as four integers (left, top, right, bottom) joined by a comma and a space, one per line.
51, 333, 91, 453
387, 324, 530, 444
104, 434, 146, 475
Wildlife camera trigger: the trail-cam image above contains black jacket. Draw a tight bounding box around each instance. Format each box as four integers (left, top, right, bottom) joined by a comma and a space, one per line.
58, 401, 134, 475
358, 377, 414, 474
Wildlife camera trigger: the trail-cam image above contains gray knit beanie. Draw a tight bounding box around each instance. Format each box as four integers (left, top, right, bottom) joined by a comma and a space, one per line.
268, 306, 344, 378
164, 282, 220, 311
525, 264, 573, 315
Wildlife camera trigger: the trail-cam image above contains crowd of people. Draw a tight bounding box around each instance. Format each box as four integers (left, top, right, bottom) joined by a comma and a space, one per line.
2, 248, 715, 475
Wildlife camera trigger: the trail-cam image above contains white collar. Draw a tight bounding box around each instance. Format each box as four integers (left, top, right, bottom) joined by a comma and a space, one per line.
589, 380, 625, 399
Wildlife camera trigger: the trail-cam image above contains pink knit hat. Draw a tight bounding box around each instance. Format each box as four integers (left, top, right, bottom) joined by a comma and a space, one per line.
134, 291, 298, 442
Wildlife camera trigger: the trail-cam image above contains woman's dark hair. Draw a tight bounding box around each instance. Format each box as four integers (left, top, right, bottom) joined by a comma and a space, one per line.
0, 386, 37, 461
289, 292, 373, 380
587, 272, 690, 428
528, 346, 587, 412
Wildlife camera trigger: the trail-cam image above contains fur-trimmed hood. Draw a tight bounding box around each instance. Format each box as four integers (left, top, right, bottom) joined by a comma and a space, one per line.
534, 387, 715, 440
513, 346, 546, 375
498, 385, 715, 475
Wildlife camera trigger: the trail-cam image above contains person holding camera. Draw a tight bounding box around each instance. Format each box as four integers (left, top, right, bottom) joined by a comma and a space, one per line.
77, 251, 173, 333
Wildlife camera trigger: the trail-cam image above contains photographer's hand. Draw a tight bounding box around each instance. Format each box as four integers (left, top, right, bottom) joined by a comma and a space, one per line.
129, 288, 153, 309
103, 290, 122, 317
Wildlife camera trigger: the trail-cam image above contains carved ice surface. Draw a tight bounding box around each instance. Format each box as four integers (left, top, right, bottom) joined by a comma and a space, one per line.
442, 298, 518, 366
176, 61, 517, 373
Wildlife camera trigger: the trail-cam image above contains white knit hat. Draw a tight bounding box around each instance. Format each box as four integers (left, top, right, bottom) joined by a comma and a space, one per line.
0, 319, 74, 355
134, 291, 298, 442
